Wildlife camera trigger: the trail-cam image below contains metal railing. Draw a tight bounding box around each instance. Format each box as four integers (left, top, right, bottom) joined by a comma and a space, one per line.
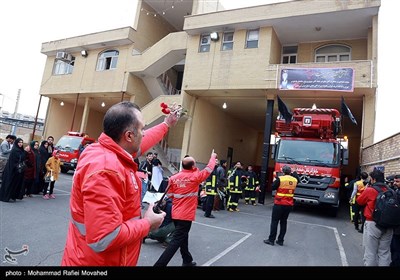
160, 73, 181, 95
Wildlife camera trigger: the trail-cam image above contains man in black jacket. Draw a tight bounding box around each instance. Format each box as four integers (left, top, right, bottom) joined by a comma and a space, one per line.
390, 175, 400, 267
139, 152, 154, 198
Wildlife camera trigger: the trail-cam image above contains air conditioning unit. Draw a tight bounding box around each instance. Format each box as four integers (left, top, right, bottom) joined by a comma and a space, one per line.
56, 51, 67, 59
55, 51, 72, 62
65, 54, 73, 62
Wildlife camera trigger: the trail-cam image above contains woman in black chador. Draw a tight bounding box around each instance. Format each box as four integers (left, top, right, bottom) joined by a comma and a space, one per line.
0, 138, 26, 202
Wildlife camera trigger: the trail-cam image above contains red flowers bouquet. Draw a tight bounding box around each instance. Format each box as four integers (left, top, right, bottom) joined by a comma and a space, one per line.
160, 102, 187, 118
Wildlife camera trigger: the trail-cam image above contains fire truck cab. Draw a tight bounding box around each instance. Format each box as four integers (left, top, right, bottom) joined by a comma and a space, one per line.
271, 108, 349, 216
55, 132, 95, 173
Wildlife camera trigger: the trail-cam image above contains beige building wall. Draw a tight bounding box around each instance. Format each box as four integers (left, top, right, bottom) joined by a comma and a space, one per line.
269, 28, 282, 64
44, 100, 82, 141
84, 110, 104, 139
297, 39, 368, 63
361, 94, 376, 148
192, 0, 222, 15
134, 2, 177, 51
183, 28, 276, 90
43, 47, 129, 94
37, 0, 382, 174
127, 74, 153, 108
181, 96, 259, 166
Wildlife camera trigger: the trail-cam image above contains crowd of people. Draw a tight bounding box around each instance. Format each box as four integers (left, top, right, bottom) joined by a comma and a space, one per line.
343, 169, 400, 266
0, 135, 62, 202
1, 100, 399, 267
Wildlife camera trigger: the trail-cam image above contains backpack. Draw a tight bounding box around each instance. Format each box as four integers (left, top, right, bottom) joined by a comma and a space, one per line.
371, 185, 400, 229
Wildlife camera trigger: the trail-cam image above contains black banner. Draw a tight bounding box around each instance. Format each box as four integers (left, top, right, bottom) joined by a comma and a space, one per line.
279, 68, 354, 92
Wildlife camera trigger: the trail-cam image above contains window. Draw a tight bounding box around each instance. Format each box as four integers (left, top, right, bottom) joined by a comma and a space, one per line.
222, 32, 234, 51
315, 45, 351, 62
282, 46, 297, 64
53, 56, 75, 75
277, 139, 339, 166
246, 29, 259, 48
199, 34, 211, 53
96, 50, 119, 71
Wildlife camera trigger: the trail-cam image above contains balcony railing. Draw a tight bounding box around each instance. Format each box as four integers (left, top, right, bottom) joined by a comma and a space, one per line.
160, 72, 181, 95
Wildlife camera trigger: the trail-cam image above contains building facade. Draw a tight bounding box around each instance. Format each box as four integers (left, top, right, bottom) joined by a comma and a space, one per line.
39, 0, 382, 188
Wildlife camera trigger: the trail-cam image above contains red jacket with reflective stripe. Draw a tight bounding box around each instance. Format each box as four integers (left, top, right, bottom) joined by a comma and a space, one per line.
168, 155, 216, 221
61, 123, 168, 266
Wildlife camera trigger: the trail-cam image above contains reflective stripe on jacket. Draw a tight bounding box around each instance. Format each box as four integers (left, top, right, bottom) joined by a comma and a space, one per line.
205, 172, 217, 195
168, 155, 216, 221
245, 171, 259, 191
61, 123, 168, 266
229, 169, 245, 193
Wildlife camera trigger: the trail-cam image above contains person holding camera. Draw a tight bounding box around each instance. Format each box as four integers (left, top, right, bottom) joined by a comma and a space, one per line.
145, 198, 175, 247
61, 101, 178, 266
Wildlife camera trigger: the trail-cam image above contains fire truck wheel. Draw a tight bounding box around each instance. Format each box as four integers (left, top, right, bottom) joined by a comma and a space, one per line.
328, 202, 339, 217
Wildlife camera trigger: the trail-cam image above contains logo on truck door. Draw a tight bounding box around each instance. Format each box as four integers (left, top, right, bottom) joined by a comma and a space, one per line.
303, 116, 312, 126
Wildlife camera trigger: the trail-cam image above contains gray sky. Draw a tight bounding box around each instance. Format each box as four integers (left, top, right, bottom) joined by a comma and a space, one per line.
0, 0, 397, 142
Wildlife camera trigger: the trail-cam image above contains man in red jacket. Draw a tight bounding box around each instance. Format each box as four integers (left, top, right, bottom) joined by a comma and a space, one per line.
154, 150, 217, 266
356, 169, 393, 266
61, 101, 178, 266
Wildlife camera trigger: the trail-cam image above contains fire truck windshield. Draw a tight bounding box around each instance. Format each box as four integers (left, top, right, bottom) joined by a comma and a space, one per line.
276, 139, 339, 166
55, 136, 82, 151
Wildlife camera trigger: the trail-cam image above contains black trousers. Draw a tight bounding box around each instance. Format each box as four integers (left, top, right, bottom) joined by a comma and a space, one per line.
352, 203, 365, 230
204, 195, 215, 217
154, 219, 193, 266
44, 181, 55, 195
267, 204, 292, 243
23, 178, 34, 196
391, 233, 400, 267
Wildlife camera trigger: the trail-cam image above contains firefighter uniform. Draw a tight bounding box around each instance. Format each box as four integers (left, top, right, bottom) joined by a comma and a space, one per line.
227, 164, 245, 212
204, 165, 218, 218
244, 168, 259, 205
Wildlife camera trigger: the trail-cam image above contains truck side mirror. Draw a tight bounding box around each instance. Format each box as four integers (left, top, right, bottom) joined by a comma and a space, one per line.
342, 148, 349, 165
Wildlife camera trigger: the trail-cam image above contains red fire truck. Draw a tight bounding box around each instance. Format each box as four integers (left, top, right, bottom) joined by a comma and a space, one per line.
55, 132, 95, 173
271, 108, 349, 216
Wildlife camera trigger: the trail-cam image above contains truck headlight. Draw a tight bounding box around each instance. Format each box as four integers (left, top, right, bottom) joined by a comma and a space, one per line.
71, 158, 78, 164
